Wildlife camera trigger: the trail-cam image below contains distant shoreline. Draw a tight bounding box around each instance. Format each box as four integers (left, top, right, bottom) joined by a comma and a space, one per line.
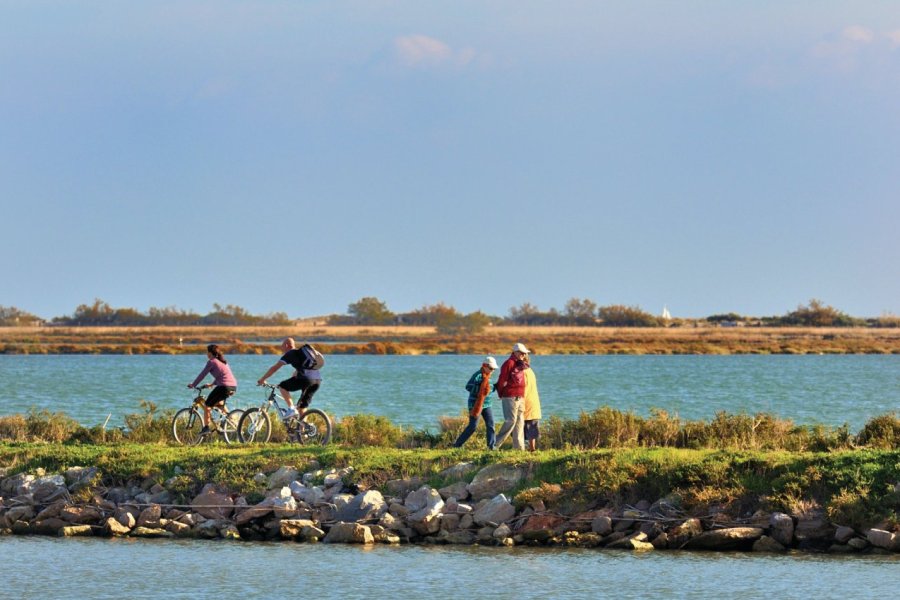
2, 325, 899, 355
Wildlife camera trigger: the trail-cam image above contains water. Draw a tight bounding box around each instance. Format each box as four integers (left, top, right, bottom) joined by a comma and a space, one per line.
0, 354, 898, 430
0, 536, 898, 599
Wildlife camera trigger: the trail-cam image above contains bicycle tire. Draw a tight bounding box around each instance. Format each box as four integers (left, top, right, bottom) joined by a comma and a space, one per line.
172, 407, 203, 445
295, 408, 332, 445
222, 409, 244, 444
238, 408, 272, 443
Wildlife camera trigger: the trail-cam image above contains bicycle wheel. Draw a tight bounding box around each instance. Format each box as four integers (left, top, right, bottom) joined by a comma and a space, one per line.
238, 408, 272, 443
172, 407, 203, 445
296, 408, 332, 445
222, 409, 244, 444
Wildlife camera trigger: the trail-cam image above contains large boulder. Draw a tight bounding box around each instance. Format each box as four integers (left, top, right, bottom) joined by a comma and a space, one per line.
866, 529, 897, 551
683, 527, 764, 551
290, 482, 325, 505
334, 490, 387, 523
473, 494, 516, 527
439, 462, 478, 481
466, 465, 525, 501
31, 475, 68, 504
323, 522, 374, 544
235, 498, 274, 525
406, 487, 444, 521
794, 513, 835, 551
279, 519, 318, 540
667, 518, 704, 549
768, 512, 794, 547
267, 467, 300, 489
136, 504, 162, 528
192, 486, 234, 520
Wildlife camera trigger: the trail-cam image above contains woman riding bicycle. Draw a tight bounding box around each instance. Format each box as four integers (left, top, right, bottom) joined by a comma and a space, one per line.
188, 343, 238, 435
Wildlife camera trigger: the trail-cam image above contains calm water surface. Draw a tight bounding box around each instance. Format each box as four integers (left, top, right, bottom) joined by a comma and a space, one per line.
0, 354, 897, 430
1, 536, 898, 600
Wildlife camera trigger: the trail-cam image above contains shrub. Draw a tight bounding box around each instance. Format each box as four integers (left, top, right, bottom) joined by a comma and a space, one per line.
856, 414, 900, 449
334, 414, 409, 447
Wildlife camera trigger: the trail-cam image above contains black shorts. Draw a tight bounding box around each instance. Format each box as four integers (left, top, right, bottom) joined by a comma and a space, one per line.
524, 419, 540, 441
206, 386, 236, 407
279, 376, 321, 409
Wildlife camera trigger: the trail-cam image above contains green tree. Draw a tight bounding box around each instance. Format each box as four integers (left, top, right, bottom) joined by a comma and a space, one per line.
564, 297, 599, 325
598, 304, 661, 327
347, 297, 395, 325
783, 299, 860, 327
0, 305, 43, 326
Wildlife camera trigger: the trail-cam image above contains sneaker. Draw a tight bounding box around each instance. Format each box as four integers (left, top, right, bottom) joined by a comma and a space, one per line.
199, 425, 211, 435
283, 407, 299, 420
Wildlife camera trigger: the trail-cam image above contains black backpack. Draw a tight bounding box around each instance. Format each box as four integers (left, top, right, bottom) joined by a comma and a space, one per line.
300, 344, 326, 370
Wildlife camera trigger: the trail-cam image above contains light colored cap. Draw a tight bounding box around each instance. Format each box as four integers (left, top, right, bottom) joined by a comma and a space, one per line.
483, 356, 499, 370
512, 342, 530, 354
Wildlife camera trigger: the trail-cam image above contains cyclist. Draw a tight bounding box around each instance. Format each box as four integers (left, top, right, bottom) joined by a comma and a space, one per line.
188, 343, 238, 435
257, 337, 322, 419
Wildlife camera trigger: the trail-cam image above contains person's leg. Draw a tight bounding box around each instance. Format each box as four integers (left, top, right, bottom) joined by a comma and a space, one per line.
453, 415, 479, 447
278, 377, 302, 414
296, 378, 321, 418
494, 397, 517, 448
203, 386, 228, 430
511, 398, 526, 450
482, 407, 496, 450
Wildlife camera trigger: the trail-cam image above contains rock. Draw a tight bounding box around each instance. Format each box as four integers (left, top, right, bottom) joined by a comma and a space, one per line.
115, 509, 137, 529
794, 514, 835, 551
591, 516, 612, 536
290, 483, 325, 505
385, 478, 423, 498
323, 473, 343, 488
301, 525, 326, 542
221, 524, 241, 540
752, 535, 787, 553
31, 475, 68, 504
272, 497, 299, 519
131, 527, 174, 538
31, 518, 68, 535
235, 498, 274, 525
165, 520, 193, 537
473, 494, 515, 527
375, 531, 402, 544
335, 490, 388, 522
2, 473, 34, 495
136, 504, 162, 528
440, 513, 461, 532
521, 528, 555, 543
459, 514, 474, 530
268, 467, 300, 489
440, 462, 478, 480
848, 537, 869, 551
253, 473, 268, 485
651, 532, 668, 549
828, 544, 855, 554
60, 506, 103, 525
406, 487, 444, 521
5, 505, 35, 524
834, 526, 856, 544
105, 517, 131, 536
279, 518, 318, 540
768, 512, 794, 547
667, 518, 703, 549
519, 513, 565, 536
606, 532, 649, 550
866, 528, 896, 550
389, 502, 411, 518
191, 487, 234, 520
324, 522, 374, 544
439, 482, 469, 501
59, 525, 94, 537
684, 527, 764, 551
493, 524, 513, 539
466, 464, 525, 501
410, 514, 442, 536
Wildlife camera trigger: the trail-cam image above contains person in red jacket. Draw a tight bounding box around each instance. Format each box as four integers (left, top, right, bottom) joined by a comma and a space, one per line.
494, 342, 530, 449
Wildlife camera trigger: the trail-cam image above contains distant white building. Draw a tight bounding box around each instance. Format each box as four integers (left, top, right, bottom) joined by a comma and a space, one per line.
661, 306, 671, 320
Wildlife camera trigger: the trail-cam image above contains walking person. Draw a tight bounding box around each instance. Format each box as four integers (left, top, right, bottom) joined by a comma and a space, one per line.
187, 344, 238, 436
257, 338, 323, 419
522, 353, 542, 452
494, 343, 530, 450
452, 356, 499, 449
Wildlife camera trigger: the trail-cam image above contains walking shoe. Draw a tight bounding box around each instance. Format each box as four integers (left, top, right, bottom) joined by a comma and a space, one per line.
199, 425, 211, 435
283, 407, 299, 420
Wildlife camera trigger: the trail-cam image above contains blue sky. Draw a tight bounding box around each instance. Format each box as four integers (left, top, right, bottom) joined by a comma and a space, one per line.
2, 1, 899, 320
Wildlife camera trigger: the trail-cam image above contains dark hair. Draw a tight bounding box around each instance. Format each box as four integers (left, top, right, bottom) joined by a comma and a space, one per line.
207, 344, 227, 364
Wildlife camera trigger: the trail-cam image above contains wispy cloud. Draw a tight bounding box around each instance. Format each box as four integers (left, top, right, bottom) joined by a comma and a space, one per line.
392, 34, 480, 69
810, 25, 899, 73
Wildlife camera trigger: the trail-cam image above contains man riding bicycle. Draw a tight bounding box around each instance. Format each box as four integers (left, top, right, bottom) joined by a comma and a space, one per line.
257, 337, 322, 419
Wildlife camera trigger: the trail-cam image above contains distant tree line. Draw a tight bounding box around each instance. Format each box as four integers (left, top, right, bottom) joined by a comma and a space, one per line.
2, 298, 897, 329
24, 299, 292, 326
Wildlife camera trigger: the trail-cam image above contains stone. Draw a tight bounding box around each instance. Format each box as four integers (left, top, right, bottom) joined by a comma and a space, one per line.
459, 514, 474, 530
5, 505, 35, 524
221, 524, 241, 540
848, 537, 869, 551
667, 518, 703, 549
768, 512, 794, 547
323, 522, 374, 544
591, 516, 612, 536
473, 494, 515, 527
684, 527, 764, 551
606, 532, 649, 550
828, 544, 855, 554
136, 504, 162, 528
410, 513, 442, 536
323, 473, 343, 488
60, 506, 103, 525
191, 487, 234, 520
466, 464, 525, 501
521, 528, 554, 543
116, 509, 137, 529
235, 498, 274, 525
105, 517, 131, 536
334, 490, 387, 523
389, 502, 411, 518
794, 515, 835, 551
165, 520, 192, 537
268, 466, 301, 489
493, 524, 513, 539
439, 462, 478, 480
385, 478, 423, 498
31, 475, 68, 504
406, 487, 444, 521
519, 514, 565, 536
279, 519, 318, 540
439, 482, 470, 501
834, 526, 856, 544
290, 483, 325, 505
651, 532, 668, 549
752, 535, 787, 553
131, 527, 174, 538
440, 513, 461, 532
866, 528, 896, 550
59, 525, 94, 537
301, 525, 326, 542
272, 497, 299, 519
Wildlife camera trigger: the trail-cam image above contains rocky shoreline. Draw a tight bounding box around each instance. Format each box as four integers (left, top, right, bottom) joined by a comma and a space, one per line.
2, 463, 900, 554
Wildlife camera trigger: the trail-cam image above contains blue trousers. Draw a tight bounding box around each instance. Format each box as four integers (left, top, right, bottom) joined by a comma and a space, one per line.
453, 407, 495, 449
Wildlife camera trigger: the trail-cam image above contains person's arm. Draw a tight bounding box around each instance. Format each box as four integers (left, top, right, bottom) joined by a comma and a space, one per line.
496, 361, 510, 396
189, 361, 213, 388
257, 361, 285, 385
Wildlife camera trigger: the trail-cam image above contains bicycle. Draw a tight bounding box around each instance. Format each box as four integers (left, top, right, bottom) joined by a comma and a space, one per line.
171, 384, 244, 445
237, 383, 332, 445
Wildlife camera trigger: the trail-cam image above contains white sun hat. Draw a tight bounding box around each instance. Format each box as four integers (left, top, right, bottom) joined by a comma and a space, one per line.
512, 342, 530, 354
483, 356, 499, 370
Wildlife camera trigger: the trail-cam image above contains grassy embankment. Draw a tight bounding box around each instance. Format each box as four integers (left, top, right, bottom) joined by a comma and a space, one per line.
2, 325, 900, 354
2, 407, 900, 530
